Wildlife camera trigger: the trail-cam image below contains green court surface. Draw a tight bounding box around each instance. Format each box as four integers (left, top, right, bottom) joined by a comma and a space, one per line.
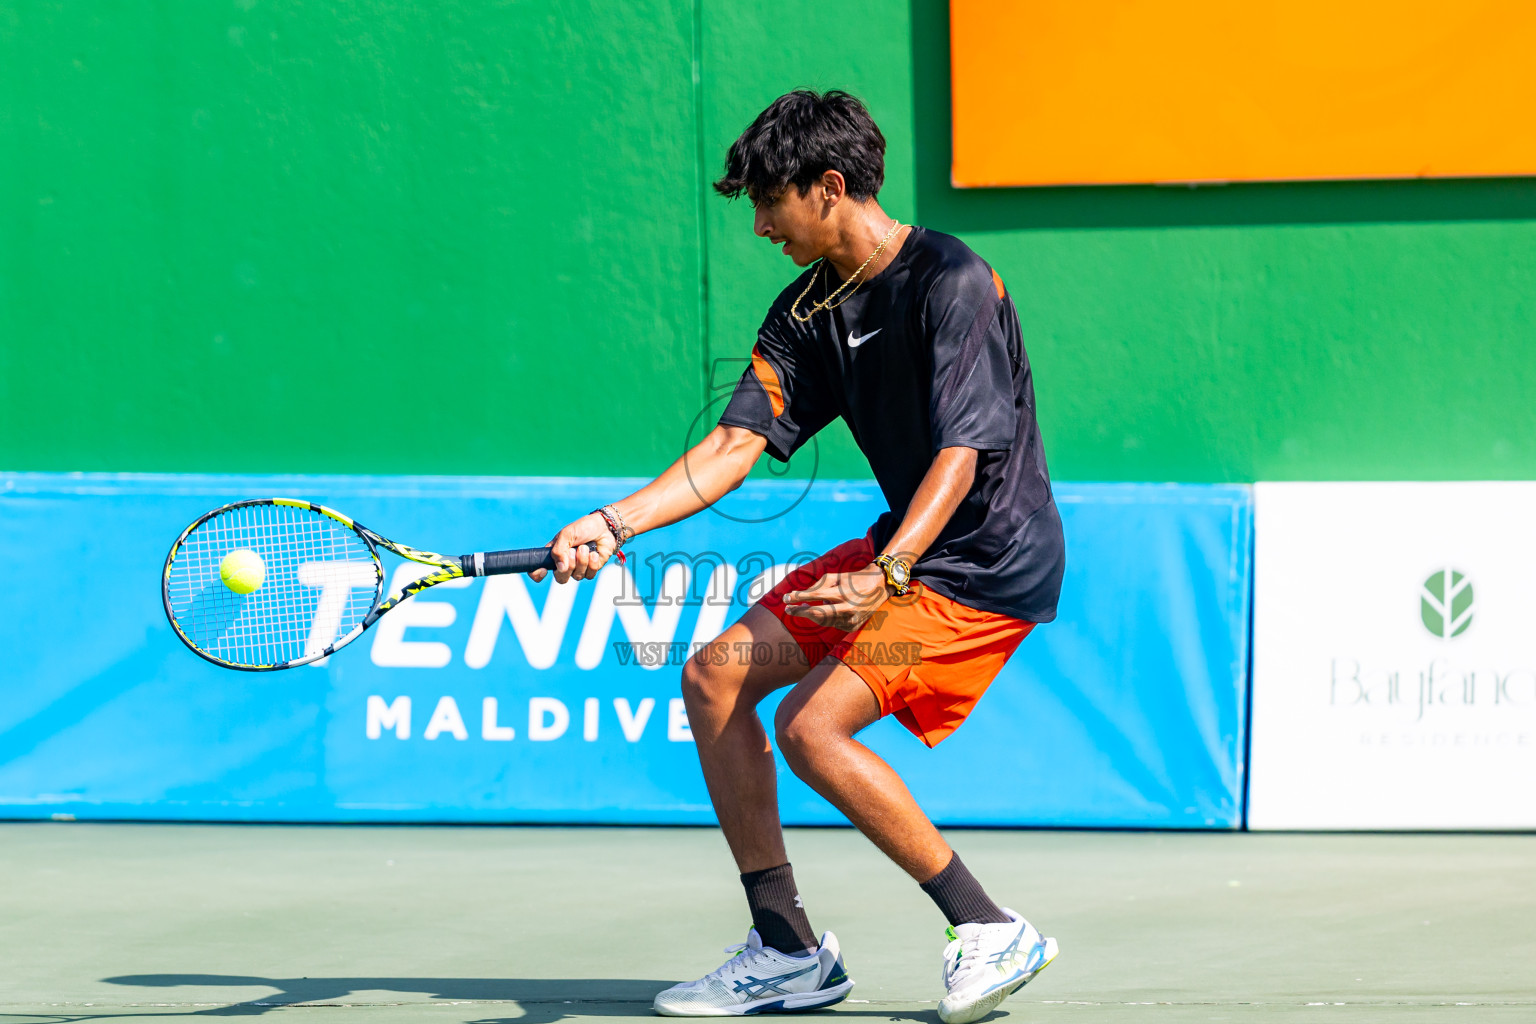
1, 824, 1531, 1021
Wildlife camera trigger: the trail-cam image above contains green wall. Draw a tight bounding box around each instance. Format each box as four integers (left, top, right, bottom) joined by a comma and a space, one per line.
4, 0, 1534, 482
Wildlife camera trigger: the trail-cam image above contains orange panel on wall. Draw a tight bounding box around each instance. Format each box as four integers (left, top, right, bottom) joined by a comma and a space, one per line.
950, 0, 1536, 187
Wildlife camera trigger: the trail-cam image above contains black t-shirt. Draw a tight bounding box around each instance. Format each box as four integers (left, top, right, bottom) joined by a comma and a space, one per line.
718, 226, 1065, 622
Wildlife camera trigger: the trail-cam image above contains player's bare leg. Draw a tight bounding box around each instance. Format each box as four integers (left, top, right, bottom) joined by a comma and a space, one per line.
656, 608, 855, 1017
771, 659, 952, 879
774, 660, 1058, 1023
679, 604, 809, 873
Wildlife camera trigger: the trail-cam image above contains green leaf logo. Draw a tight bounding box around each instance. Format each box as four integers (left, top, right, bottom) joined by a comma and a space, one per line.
1421, 569, 1474, 639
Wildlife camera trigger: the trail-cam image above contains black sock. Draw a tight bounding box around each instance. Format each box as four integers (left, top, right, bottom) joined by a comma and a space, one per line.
919, 852, 1010, 927
740, 863, 819, 955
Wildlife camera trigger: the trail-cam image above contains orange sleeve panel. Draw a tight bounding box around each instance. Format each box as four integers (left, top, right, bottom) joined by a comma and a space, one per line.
751, 346, 785, 418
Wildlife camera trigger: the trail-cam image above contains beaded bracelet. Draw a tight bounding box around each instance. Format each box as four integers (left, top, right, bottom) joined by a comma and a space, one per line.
593, 505, 629, 565
596, 504, 630, 542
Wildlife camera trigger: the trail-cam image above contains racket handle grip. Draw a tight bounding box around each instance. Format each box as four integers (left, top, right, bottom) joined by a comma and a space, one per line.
461, 547, 557, 576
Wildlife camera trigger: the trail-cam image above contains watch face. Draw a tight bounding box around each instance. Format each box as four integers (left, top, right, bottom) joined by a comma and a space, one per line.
890, 562, 910, 586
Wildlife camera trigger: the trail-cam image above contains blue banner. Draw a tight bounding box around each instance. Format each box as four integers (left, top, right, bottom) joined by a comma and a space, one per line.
0, 473, 1250, 827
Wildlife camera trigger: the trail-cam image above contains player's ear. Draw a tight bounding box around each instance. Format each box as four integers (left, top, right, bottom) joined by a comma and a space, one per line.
818, 170, 846, 206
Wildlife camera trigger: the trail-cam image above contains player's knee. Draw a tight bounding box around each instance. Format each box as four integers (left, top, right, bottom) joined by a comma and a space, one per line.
678, 656, 714, 708
680, 654, 740, 719
772, 702, 820, 775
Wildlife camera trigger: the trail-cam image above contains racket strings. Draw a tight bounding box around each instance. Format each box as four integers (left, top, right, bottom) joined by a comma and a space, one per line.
166, 503, 381, 667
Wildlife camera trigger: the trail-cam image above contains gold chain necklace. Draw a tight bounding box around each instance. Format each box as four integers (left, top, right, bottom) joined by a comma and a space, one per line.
789, 219, 902, 323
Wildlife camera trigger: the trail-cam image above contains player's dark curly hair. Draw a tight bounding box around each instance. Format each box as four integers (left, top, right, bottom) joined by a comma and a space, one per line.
713, 90, 886, 204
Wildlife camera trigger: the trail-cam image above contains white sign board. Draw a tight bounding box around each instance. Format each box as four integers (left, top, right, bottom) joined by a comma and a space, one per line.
1249, 482, 1536, 830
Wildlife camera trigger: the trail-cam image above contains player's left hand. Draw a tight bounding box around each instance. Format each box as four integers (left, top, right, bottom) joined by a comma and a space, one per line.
782, 566, 891, 632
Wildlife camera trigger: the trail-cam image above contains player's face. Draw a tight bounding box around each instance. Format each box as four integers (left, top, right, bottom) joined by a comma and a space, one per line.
753, 187, 832, 267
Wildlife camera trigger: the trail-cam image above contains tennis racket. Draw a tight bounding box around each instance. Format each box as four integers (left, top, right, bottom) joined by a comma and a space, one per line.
162, 498, 556, 671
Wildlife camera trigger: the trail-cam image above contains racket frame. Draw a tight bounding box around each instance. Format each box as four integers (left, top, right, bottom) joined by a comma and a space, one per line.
162, 497, 471, 672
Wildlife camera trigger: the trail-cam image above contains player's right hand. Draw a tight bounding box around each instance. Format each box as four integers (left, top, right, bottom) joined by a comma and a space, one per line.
531, 512, 617, 585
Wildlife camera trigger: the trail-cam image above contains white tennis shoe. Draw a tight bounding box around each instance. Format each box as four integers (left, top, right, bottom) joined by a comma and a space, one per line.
653, 928, 853, 1016
936, 909, 1058, 1024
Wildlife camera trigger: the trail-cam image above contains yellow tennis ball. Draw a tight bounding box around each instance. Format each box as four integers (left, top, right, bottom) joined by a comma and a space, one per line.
220, 548, 266, 595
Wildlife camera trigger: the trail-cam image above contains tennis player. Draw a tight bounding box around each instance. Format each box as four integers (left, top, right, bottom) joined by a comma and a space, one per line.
531, 90, 1064, 1021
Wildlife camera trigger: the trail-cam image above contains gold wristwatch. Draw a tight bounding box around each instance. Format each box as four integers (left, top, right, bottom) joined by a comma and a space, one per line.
874, 553, 912, 596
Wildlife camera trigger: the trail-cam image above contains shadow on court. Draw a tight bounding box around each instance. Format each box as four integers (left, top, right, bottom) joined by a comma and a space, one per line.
96, 976, 943, 1022
105, 975, 665, 1018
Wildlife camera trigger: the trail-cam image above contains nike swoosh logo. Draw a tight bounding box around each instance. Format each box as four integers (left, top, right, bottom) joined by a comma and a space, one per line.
846, 329, 881, 348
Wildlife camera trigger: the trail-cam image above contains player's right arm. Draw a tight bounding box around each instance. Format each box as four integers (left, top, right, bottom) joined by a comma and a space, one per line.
530, 424, 767, 584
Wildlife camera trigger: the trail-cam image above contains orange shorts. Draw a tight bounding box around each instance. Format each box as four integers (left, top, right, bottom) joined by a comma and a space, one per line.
758, 535, 1035, 747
